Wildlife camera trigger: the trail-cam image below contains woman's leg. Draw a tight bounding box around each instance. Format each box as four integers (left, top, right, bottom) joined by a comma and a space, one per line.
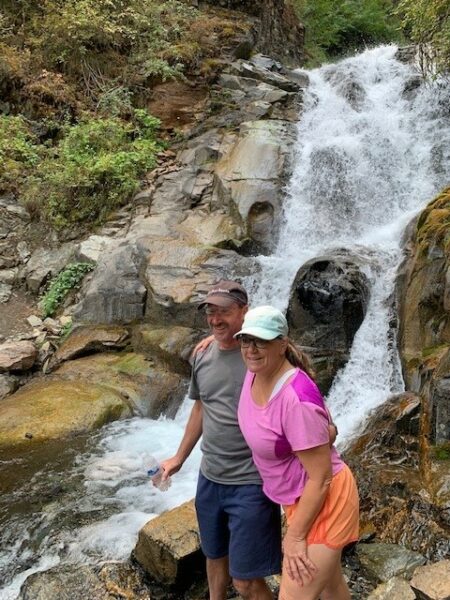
279, 544, 348, 600
320, 557, 351, 600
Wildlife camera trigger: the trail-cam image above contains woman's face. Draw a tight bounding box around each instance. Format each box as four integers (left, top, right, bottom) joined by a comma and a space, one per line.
239, 335, 287, 374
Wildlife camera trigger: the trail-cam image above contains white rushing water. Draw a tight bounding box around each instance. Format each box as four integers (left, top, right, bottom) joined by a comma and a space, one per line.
247, 44, 450, 441
2, 45, 450, 598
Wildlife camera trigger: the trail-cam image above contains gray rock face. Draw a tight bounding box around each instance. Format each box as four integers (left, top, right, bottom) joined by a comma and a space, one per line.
429, 376, 450, 445
357, 543, 426, 584
73, 242, 147, 325
215, 119, 297, 252
22, 244, 76, 293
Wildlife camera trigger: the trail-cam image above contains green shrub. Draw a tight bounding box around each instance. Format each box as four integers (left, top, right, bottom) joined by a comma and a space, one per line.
0, 115, 40, 193
22, 109, 163, 227
396, 0, 450, 76
294, 0, 402, 64
40, 262, 94, 317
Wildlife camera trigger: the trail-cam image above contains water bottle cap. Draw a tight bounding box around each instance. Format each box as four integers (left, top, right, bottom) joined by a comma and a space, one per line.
147, 466, 160, 476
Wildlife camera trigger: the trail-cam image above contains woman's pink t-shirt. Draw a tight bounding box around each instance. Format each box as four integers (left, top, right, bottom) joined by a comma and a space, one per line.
238, 368, 344, 505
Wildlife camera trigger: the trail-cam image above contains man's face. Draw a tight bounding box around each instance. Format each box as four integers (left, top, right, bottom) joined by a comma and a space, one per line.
205, 302, 248, 348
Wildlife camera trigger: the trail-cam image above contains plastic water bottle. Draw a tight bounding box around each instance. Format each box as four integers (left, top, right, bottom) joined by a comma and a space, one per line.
147, 459, 171, 492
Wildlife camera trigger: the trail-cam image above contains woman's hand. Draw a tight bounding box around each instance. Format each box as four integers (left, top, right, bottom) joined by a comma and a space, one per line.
282, 530, 318, 585
191, 335, 214, 356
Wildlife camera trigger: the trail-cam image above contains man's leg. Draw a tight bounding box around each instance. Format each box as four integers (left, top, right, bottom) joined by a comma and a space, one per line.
195, 474, 231, 600
232, 577, 273, 600
207, 556, 230, 600
226, 484, 282, 600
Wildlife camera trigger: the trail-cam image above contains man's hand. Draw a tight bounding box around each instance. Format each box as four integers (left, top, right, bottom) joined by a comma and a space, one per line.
159, 456, 183, 480
191, 335, 214, 357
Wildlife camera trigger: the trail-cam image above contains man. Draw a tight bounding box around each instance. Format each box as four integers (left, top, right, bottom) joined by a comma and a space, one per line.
161, 280, 281, 600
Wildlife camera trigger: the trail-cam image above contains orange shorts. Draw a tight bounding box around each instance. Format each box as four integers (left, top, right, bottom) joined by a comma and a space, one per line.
283, 464, 359, 549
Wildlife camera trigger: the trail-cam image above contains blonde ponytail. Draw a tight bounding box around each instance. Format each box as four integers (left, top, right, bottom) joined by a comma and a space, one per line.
285, 339, 316, 380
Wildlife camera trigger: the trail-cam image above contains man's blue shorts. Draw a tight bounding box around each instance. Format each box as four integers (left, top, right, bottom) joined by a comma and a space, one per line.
195, 472, 282, 579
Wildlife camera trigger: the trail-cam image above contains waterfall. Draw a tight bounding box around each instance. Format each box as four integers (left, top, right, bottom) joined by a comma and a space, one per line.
2, 45, 450, 599
246, 45, 450, 442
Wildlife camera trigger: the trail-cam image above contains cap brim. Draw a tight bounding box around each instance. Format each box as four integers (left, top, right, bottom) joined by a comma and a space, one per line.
197, 296, 237, 310
234, 326, 281, 340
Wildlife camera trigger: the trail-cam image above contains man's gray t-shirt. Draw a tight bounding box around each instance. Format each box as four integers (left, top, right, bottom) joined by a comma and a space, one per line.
189, 341, 261, 485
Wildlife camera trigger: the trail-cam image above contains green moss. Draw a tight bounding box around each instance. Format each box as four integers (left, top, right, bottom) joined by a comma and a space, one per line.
416, 187, 450, 256
113, 353, 150, 376
432, 443, 450, 461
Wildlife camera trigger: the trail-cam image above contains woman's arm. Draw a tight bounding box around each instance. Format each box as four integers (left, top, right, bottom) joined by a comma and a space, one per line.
283, 443, 332, 584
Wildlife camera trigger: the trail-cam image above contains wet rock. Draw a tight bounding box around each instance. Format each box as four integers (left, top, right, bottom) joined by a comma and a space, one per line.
134, 499, 204, 586
410, 559, 450, 600
54, 352, 185, 418
18, 561, 151, 600
132, 325, 200, 375
0, 340, 37, 372
0, 379, 131, 451
367, 577, 415, 599
357, 542, 426, 584
287, 253, 369, 389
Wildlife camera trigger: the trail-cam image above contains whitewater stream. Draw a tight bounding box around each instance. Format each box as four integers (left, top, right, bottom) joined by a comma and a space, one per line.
1, 45, 450, 599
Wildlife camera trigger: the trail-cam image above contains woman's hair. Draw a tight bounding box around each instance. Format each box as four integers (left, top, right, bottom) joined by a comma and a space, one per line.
285, 339, 316, 380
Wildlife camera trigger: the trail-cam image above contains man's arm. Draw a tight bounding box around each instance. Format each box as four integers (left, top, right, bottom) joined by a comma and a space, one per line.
160, 399, 203, 480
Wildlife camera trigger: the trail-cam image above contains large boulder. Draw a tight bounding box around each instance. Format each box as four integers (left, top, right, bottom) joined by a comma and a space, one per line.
0, 379, 131, 452
287, 252, 369, 391
54, 352, 186, 418
134, 499, 204, 586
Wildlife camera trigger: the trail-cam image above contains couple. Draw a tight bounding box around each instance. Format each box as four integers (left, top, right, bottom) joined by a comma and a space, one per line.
161, 280, 359, 600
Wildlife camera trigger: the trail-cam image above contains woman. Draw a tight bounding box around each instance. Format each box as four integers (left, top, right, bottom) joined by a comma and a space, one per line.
235, 305, 359, 600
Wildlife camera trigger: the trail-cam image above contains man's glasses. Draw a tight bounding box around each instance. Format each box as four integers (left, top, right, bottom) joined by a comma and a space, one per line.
237, 335, 271, 349
205, 306, 235, 317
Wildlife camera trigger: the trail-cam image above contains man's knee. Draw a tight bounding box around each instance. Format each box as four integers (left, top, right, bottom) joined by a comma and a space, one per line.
232, 577, 270, 599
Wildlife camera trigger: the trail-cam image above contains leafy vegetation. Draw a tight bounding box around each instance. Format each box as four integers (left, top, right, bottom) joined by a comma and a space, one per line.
24, 110, 163, 227
293, 0, 402, 65
396, 0, 450, 76
1, 110, 163, 227
40, 262, 94, 317
0, 0, 252, 231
